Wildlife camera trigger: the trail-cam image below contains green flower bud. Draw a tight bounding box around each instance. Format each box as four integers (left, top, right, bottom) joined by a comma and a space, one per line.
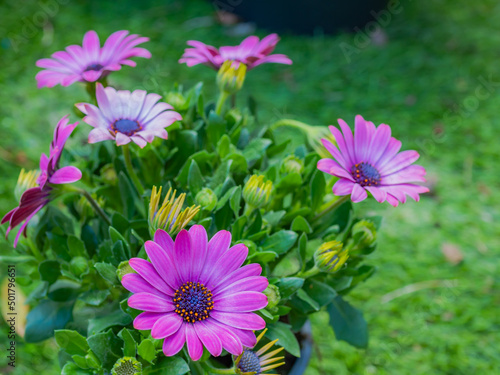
243, 175, 273, 209
263, 284, 281, 310
117, 260, 135, 281
351, 220, 377, 250
70, 256, 88, 277
195, 188, 218, 211
314, 240, 348, 274
217, 60, 247, 95
166, 92, 189, 111
112, 357, 142, 375
281, 155, 304, 175
101, 164, 118, 186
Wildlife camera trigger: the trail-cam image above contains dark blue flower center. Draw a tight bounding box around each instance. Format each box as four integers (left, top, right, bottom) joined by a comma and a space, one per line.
174, 282, 214, 323
112, 119, 142, 136
238, 349, 261, 374
350, 162, 381, 187
84, 63, 103, 72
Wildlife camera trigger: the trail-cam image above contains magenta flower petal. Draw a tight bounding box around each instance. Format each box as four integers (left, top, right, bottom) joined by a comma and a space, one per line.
186, 324, 204, 361
36, 30, 151, 88
231, 327, 258, 348
179, 34, 291, 71
128, 258, 175, 295
151, 313, 183, 339
49, 166, 82, 184
78, 84, 180, 147
210, 311, 265, 331
194, 321, 223, 357
317, 115, 428, 206
133, 312, 164, 330
213, 291, 268, 312
128, 292, 175, 312
162, 324, 186, 357
122, 227, 267, 361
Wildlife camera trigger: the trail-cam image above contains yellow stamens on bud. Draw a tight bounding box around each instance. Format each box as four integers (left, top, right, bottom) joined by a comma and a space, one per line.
243, 175, 273, 209
15, 169, 40, 201
314, 240, 349, 274
148, 186, 200, 237
217, 60, 247, 95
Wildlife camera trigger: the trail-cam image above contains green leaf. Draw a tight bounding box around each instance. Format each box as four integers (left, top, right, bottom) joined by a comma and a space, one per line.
261, 230, 298, 255
61, 362, 92, 375
217, 134, 231, 158
95, 262, 118, 285
310, 170, 326, 211
209, 160, 232, 189
277, 172, 302, 189
248, 251, 277, 264
87, 329, 124, 370
298, 233, 307, 270
55, 330, 89, 356
71, 354, 89, 369
118, 171, 136, 219
296, 289, 320, 311
111, 213, 130, 234
147, 356, 189, 374
303, 279, 337, 308
47, 280, 81, 302
78, 289, 111, 307
138, 339, 157, 364
327, 295, 368, 349
263, 210, 286, 227
276, 277, 304, 300
25, 299, 73, 343
188, 160, 204, 195
109, 226, 131, 259
111, 241, 127, 264
265, 321, 301, 357
67, 236, 87, 258
229, 186, 242, 217
39, 260, 61, 285
118, 328, 137, 357
291, 216, 312, 233
88, 308, 132, 335
243, 138, 272, 166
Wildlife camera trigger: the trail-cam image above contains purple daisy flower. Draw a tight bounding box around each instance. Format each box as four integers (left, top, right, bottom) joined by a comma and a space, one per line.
317, 115, 429, 207
76, 83, 182, 148
121, 226, 269, 361
36, 30, 151, 88
179, 34, 292, 70
2, 116, 81, 247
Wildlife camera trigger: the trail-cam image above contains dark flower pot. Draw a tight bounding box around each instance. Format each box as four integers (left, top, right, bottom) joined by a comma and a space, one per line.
287, 320, 314, 375
215, 0, 390, 35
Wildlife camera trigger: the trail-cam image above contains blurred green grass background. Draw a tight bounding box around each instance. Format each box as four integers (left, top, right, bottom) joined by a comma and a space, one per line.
1, 0, 499, 373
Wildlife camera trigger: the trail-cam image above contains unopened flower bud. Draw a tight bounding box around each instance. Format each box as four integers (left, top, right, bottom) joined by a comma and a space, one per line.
166, 92, 189, 111
314, 240, 348, 274
263, 284, 280, 310
217, 60, 247, 95
117, 260, 135, 281
195, 188, 218, 211
351, 220, 377, 249
243, 175, 273, 209
101, 164, 118, 186
281, 155, 304, 175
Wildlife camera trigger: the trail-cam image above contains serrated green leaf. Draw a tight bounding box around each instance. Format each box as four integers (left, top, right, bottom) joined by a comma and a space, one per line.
95, 262, 118, 285
55, 330, 89, 356
327, 295, 368, 349
138, 339, 157, 364
87, 329, 124, 370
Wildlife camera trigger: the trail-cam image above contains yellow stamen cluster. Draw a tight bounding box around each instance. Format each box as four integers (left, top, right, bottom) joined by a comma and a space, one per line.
217, 60, 247, 95
148, 186, 200, 237
111, 356, 142, 375
173, 282, 214, 323
15, 169, 40, 202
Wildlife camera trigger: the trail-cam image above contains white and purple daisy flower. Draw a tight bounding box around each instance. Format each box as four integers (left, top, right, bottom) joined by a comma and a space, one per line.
121, 226, 269, 361
179, 34, 292, 70
2, 116, 81, 247
76, 84, 182, 148
36, 30, 151, 88
318, 115, 429, 207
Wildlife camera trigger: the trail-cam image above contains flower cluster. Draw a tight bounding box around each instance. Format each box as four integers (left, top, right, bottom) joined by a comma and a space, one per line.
3, 28, 430, 375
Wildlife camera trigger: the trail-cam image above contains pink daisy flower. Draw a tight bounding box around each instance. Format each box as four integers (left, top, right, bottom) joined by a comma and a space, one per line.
2, 116, 82, 247
317, 115, 429, 207
179, 34, 292, 70
76, 83, 182, 148
36, 30, 151, 88
122, 226, 268, 361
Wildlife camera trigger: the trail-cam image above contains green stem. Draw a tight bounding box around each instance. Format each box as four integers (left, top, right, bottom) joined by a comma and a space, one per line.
81, 190, 112, 226
27, 237, 44, 262
270, 118, 312, 132
314, 195, 349, 221
85, 81, 97, 105
297, 265, 320, 279
200, 361, 235, 375
122, 144, 144, 196
215, 91, 230, 115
